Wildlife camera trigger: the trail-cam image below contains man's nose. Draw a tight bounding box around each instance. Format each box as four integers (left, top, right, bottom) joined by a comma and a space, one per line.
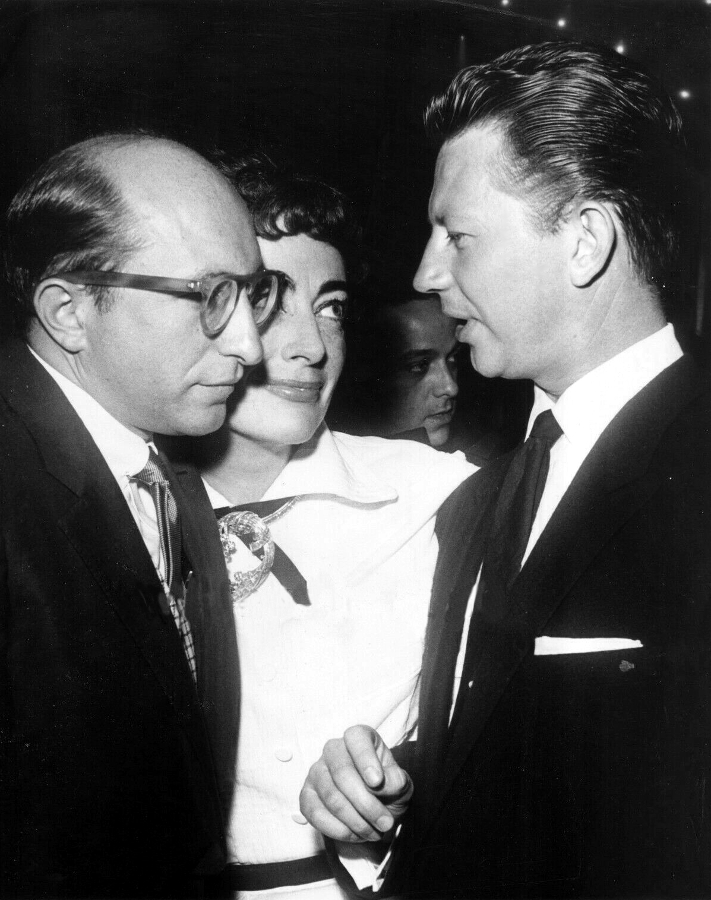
433, 360, 459, 398
281, 309, 327, 365
216, 295, 263, 365
413, 235, 448, 295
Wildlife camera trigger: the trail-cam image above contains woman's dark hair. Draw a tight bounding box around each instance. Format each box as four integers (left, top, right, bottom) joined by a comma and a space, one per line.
3, 134, 145, 335
217, 151, 362, 282
424, 41, 688, 291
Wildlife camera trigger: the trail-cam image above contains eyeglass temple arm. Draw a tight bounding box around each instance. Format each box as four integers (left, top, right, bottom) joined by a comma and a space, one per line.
53, 271, 201, 293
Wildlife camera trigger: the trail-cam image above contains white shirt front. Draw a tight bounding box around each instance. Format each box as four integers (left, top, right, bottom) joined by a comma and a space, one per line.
29, 347, 168, 585
521, 322, 683, 562
204, 426, 474, 896
452, 323, 684, 707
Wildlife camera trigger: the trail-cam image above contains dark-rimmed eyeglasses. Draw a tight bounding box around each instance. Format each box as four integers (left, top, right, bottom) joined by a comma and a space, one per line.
54, 268, 283, 336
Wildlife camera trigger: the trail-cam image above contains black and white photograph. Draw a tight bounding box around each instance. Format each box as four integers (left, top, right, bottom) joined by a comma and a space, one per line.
0, 1, 709, 898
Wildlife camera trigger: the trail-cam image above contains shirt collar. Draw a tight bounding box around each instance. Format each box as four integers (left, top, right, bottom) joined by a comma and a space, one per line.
28, 346, 150, 480
528, 323, 683, 450
205, 424, 398, 508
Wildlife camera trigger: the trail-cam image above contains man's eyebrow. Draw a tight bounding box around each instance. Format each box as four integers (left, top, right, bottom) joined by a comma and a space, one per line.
194, 267, 264, 281
400, 349, 435, 362
430, 212, 482, 231
184, 269, 221, 282
316, 279, 348, 297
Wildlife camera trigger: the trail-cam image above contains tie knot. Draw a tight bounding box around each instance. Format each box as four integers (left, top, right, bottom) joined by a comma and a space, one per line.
133, 449, 169, 487
528, 409, 562, 446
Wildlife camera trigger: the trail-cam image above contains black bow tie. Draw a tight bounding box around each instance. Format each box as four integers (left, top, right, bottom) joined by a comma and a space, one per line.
214, 500, 310, 606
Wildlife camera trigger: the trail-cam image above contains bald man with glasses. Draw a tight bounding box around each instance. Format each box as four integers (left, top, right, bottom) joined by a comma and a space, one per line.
0, 134, 275, 899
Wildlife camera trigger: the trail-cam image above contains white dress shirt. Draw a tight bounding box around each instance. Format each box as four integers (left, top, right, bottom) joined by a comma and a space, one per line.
204, 425, 474, 899
451, 323, 684, 708
29, 347, 169, 586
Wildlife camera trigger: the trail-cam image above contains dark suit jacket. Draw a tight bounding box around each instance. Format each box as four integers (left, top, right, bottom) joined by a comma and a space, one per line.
0, 340, 239, 899
336, 355, 710, 899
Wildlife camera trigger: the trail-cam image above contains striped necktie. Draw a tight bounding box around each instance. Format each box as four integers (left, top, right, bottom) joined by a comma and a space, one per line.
133, 450, 197, 684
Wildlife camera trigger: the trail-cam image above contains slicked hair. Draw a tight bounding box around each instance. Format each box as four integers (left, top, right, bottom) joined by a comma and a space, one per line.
217, 151, 362, 282
424, 41, 687, 290
3, 134, 145, 335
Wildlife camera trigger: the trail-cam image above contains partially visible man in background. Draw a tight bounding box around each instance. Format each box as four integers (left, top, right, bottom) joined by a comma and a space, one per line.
0, 134, 277, 897
301, 41, 711, 898
333, 284, 460, 448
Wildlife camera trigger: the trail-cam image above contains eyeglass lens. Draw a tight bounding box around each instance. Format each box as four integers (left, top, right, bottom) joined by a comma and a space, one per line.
203, 273, 278, 334
247, 274, 278, 324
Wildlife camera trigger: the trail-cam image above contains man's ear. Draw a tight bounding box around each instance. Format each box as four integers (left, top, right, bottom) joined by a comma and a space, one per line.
32, 279, 90, 352
568, 201, 617, 288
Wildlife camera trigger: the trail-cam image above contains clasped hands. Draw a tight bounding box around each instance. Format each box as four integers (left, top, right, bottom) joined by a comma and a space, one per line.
299, 725, 413, 842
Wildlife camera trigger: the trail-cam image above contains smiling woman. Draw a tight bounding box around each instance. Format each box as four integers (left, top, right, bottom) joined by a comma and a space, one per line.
164, 154, 475, 899
223, 232, 348, 456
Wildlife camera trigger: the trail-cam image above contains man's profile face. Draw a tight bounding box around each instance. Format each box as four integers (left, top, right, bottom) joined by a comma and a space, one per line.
78, 143, 263, 438
414, 124, 574, 388
382, 298, 459, 447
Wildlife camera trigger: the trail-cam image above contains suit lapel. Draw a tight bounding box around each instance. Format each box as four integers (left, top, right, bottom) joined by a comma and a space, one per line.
163, 456, 209, 680
0, 341, 210, 758
415, 459, 510, 813
56, 481, 204, 720
167, 455, 240, 814
420, 462, 507, 706
425, 357, 703, 827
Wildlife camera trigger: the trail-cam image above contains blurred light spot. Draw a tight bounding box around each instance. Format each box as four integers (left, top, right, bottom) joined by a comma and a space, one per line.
679, 90, 691, 99
615, 43, 626, 54
557, 18, 567, 27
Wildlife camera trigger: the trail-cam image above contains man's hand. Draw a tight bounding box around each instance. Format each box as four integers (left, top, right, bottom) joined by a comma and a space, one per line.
300, 725, 413, 843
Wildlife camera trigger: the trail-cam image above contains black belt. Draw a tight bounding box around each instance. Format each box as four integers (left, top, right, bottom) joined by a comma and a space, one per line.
217, 853, 333, 891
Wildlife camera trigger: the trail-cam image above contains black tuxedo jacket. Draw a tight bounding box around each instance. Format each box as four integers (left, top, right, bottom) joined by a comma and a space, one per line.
0, 340, 239, 898
375, 355, 710, 899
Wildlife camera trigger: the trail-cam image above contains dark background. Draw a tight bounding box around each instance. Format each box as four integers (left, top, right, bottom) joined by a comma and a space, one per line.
0, 0, 708, 436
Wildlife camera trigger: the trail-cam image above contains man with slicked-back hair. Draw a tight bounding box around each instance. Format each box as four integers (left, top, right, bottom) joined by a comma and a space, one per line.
0, 134, 270, 897
301, 42, 710, 898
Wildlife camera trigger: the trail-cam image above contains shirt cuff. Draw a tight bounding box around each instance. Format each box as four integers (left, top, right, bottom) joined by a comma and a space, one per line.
336, 824, 401, 891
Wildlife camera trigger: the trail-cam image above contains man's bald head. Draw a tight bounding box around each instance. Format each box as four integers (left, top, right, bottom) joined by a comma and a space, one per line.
3, 133, 247, 334
6, 133, 264, 437
95, 135, 246, 225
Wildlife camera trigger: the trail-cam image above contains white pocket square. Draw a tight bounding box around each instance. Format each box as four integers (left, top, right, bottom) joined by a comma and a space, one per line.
534, 636, 643, 655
